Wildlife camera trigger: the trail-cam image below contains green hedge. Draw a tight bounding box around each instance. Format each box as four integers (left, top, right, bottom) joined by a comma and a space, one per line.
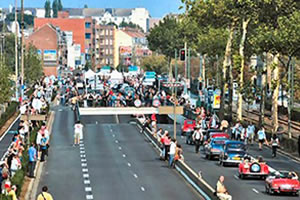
0, 101, 19, 129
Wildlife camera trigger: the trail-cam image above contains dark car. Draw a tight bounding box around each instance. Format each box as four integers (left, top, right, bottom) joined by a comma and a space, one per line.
204, 137, 228, 160
219, 141, 247, 166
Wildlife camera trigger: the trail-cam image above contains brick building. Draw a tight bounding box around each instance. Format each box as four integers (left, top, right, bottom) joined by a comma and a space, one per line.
26, 24, 66, 76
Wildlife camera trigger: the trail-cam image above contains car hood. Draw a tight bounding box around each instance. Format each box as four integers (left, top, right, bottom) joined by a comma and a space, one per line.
227, 151, 245, 157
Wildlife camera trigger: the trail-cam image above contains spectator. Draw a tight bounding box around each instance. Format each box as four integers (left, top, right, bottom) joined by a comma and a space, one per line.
10, 154, 21, 177
28, 143, 37, 178
164, 136, 171, 161
40, 133, 49, 162
257, 127, 268, 151
270, 134, 280, 158
192, 126, 203, 154
37, 186, 53, 200
169, 139, 177, 168
216, 176, 232, 200
74, 121, 84, 146
174, 144, 183, 162
247, 123, 255, 145
7, 185, 18, 200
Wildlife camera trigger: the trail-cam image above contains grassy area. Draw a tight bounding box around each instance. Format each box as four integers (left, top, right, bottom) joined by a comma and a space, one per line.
0, 101, 19, 129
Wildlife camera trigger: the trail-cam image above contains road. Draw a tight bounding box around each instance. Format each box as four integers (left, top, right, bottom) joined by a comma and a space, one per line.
38, 106, 201, 200
159, 123, 300, 200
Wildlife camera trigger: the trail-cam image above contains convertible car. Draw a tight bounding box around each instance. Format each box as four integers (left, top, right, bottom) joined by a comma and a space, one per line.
265, 171, 300, 196
238, 156, 269, 179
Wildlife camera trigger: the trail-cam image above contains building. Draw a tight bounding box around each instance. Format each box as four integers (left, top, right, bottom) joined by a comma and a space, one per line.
26, 24, 67, 76
115, 28, 151, 67
34, 8, 150, 32
149, 18, 161, 30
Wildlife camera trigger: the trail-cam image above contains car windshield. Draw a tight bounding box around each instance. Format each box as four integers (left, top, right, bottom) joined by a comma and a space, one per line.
186, 121, 194, 125
213, 140, 226, 145
227, 143, 245, 149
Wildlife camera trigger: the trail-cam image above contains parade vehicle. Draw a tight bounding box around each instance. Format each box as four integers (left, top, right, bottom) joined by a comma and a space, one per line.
238, 156, 269, 179
182, 119, 196, 137
204, 137, 228, 160
265, 171, 300, 196
219, 141, 246, 166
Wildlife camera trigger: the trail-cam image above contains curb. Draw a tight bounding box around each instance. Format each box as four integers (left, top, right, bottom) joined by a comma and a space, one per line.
24, 111, 55, 200
135, 118, 218, 200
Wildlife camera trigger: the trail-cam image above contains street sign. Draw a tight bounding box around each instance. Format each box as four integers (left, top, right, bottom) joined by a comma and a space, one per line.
134, 99, 142, 107
20, 115, 47, 121
145, 71, 156, 76
158, 106, 184, 115
162, 82, 182, 87
152, 99, 161, 107
213, 89, 221, 109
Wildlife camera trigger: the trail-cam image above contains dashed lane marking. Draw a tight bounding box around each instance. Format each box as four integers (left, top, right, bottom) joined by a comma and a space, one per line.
85, 187, 92, 192
80, 143, 84, 147
118, 146, 122, 150
81, 155, 86, 158
141, 187, 145, 192
86, 195, 94, 200
252, 188, 259, 194
234, 175, 239, 180
84, 180, 90, 184
80, 147, 85, 150
110, 129, 113, 132
113, 134, 115, 137
80, 151, 86, 154
115, 140, 119, 143
95, 121, 98, 124
83, 174, 89, 178
123, 154, 126, 158
82, 168, 88, 172
81, 159, 87, 162
82, 163, 87, 167
127, 163, 131, 167
133, 174, 138, 179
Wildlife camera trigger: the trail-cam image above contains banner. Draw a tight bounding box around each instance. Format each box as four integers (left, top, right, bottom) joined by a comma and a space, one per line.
213, 89, 221, 109
43, 50, 57, 61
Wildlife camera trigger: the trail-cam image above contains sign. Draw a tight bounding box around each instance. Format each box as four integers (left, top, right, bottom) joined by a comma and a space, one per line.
21, 115, 47, 121
120, 46, 132, 56
134, 99, 142, 107
145, 71, 156, 77
44, 50, 57, 61
213, 89, 221, 109
158, 106, 184, 115
152, 99, 161, 107
162, 82, 182, 87
128, 65, 138, 71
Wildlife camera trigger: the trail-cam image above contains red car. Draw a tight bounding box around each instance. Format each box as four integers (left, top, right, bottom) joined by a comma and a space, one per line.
238, 157, 269, 179
265, 171, 300, 196
181, 119, 196, 136
210, 132, 230, 139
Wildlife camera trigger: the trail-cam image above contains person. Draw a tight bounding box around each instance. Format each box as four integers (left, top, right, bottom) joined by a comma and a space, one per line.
10, 154, 21, 177
247, 123, 255, 145
192, 126, 203, 153
74, 121, 84, 146
164, 136, 171, 161
141, 118, 151, 134
216, 176, 232, 200
40, 133, 49, 162
7, 185, 18, 200
174, 144, 183, 162
169, 139, 177, 168
37, 186, 53, 200
257, 127, 268, 151
28, 143, 37, 178
270, 134, 280, 158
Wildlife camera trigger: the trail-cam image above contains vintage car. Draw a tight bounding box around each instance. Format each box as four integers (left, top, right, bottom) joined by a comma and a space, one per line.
219, 141, 247, 166
238, 156, 269, 179
265, 171, 300, 196
204, 137, 228, 160
181, 119, 196, 136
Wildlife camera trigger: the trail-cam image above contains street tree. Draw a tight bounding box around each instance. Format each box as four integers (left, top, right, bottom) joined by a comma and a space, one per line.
52, 0, 58, 18
140, 54, 168, 74
147, 16, 184, 79
44, 0, 51, 18
24, 44, 43, 84
58, 0, 63, 11
0, 61, 12, 104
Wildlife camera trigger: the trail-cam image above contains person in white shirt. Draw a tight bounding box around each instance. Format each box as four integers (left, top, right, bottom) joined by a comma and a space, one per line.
270, 134, 280, 158
169, 139, 177, 168
74, 121, 84, 146
193, 127, 203, 153
10, 155, 21, 177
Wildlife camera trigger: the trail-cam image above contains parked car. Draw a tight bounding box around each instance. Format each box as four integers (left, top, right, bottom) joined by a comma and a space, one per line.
181, 119, 196, 137
204, 137, 228, 160
238, 156, 269, 179
219, 141, 247, 166
265, 171, 300, 196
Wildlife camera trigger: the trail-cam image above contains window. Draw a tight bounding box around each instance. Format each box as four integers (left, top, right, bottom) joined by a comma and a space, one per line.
85, 33, 91, 39
85, 22, 91, 29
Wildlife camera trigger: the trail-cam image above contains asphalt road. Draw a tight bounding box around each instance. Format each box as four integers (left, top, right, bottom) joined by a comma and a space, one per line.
159, 123, 300, 200
38, 108, 201, 200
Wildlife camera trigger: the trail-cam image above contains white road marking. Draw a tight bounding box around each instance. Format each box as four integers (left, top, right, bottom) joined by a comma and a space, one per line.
110, 129, 113, 132
81, 155, 86, 158
81, 159, 87, 162
234, 175, 239, 180
80, 147, 85, 150
115, 140, 119, 143
83, 174, 89, 178
252, 188, 259, 194
80, 143, 84, 147
123, 154, 126, 158
85, 187, 92, 192
80, 140, 83, 144
82, 168, 88, 172
86, 195, 94, 200
95, 121, 98, 124
82, 163, 87, 167
118, 146, 122, 150
133, 174, 138, 179
80, 151, 85, 154
141, 187, 145, 192
127, 163, 131, 167
58, 109, 63, 112
113, 134, 115, 137
84, 180, 90, 184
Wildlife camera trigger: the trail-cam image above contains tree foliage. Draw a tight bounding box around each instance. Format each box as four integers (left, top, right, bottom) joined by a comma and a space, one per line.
24, 44, 43, 84
5, 13, 34, 27
0, 61, 13, 104
52, 0, 58, 18
58, 0, 63, 11
44, 0, 51, 18
140, 54, 168, 74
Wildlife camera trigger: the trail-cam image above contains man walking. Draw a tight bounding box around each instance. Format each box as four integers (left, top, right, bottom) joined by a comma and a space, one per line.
37, 186, 53, 200
28, 143, 37, 178
193, 126, 203, 153
74, 121, 84, 146
257, 127, 268, 151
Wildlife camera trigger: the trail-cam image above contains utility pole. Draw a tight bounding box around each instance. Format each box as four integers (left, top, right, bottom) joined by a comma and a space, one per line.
21, 0, 25, 99
287, 57, 295, 138
173, 50, 178, 139
184, 42, 187, 79
14, 0, 18, 101
187, 48, 191, 93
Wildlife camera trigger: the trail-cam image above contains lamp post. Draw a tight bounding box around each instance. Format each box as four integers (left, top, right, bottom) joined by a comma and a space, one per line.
14, 0, 19, 101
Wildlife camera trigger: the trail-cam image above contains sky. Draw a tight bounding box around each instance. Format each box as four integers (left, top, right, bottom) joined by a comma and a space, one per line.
0, 0, 183, 18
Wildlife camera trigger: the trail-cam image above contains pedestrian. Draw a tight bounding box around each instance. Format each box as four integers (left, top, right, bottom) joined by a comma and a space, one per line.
169, 139, 177, 168
270, 134, 280, 158
74, 121, 84, 146
7, 185, 18, 200
10, 154, 21, 177
216, 176, 232, 200
193, 126, 203, 153
257, 127, 268, 151
247, 123, 255, 145
40, 133, 49, 162
164, 136, 171, 161
28, 143, 37, 178
37, 186, 53, 200
141, 118, 151, 134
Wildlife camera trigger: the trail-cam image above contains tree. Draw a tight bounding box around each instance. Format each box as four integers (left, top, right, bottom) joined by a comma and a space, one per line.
44, 0, 51, 18
3, 34, 16, 72
119, 21, 143, 32
24, 44, 43, 84
0, 61, 12, 104
140, 54, 168, 74
147, 16, 184, 79
84, 4, 88, 8
5, 13, 34, 27
52, 0, 58, 18
58, 0, 63, 11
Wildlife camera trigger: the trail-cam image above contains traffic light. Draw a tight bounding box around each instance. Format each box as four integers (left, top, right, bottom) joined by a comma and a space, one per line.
180, 49, 185, 61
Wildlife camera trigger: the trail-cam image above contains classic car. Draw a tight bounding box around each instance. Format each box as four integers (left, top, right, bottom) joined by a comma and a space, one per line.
238, 156, 269, 179
219, 141, 247, 166
204, 137, 228, 160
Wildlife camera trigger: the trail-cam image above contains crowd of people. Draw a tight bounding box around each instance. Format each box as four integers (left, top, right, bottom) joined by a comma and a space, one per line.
0, 78, 54, 200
